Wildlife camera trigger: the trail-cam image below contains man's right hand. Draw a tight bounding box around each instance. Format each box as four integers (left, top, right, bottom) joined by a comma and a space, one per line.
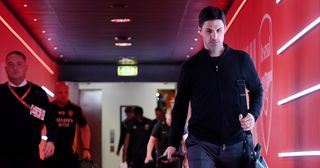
43, 141, 55, 158
163, 146, 177, 160
144, 154, 153, 164
122, 153, 127, 163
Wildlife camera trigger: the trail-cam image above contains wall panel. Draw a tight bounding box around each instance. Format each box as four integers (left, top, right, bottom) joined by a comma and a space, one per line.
225, 0, 320, 167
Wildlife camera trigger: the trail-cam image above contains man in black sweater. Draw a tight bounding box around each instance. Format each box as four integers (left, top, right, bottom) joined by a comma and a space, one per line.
0, 51, 57, 168
164, 6, 263, 168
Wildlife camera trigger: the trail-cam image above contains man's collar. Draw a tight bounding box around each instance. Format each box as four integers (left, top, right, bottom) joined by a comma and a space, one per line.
8, 79, 28, 87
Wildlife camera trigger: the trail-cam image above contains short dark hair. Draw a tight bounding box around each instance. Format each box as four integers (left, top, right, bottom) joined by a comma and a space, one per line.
124, 106, 133, 113
199, 6, 226, 27
133, 106, 143, 116
6, 51, 27, 62
155, 106, 164, 113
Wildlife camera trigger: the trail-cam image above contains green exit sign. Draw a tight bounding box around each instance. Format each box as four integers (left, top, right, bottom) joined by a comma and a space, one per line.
117, 65, 138, 76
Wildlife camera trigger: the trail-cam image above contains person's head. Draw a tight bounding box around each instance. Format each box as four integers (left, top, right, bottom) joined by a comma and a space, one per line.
125, 106, 135, 120
133, 106, 143, 117
154, 106, 165, 121
5, 51, 28, 85
54, 81, 69, 105
198, 6, 226, 52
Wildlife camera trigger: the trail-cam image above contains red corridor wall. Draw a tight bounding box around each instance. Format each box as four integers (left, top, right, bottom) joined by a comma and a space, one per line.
224, 0, 320, 167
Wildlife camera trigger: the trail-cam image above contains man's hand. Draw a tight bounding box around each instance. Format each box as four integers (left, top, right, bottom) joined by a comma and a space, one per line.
239, 113, 255, 131
82, 150, 91, 160
163, 146, 177, 160
122, 153, 127, 163
43, 141, 55, 158
144, 154, 153, 164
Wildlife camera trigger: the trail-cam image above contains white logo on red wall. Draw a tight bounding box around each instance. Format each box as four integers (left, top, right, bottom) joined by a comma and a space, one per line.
257, 13, 273, 154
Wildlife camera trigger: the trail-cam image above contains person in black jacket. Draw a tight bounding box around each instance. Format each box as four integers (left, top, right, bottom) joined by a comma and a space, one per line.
0, 51, 57, 168
116, 106, 135, 161
164, 6, 263, 168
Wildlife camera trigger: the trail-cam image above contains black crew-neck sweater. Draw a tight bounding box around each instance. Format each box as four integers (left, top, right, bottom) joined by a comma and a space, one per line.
169, 45, 263, 148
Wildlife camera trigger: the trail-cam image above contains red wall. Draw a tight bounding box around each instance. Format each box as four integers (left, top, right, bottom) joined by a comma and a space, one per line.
224, 0, 320, 167
0, 1, 58, 97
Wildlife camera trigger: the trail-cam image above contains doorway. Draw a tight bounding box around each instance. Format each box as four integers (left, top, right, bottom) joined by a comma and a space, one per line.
79, 90, 102, 166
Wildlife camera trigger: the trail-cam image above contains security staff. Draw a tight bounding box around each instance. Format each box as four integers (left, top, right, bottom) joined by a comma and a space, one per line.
0, 51, 56, 168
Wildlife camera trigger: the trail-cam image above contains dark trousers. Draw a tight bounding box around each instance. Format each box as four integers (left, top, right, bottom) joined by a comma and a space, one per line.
127, 158, 145, 168
186, 134, 245, 168
42, 153, 79, 168
0, 155, 41, 168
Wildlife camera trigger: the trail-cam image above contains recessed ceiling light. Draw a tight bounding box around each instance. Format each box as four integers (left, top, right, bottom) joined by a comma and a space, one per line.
194, 38, 198, 41
110, 18, 131, 23
23, 4, 28, 7
115, 42, 132, 47
190, 47, 194, 50
114, 35, 132, 41
109, 3, 129, 8
42, 30, 46, 33
33, 18, 37, 22
48, 38, 51, 41
118, 57, 137, 65
54, 47, 58, 50
186, 55, 190, 58
59, 54, 64, 58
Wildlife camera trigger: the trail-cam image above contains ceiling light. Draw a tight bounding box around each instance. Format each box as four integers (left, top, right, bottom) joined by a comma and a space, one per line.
59, 54, 64, 58
110, 18, 131, 23
190, 47, 194, 50
109, 3, 129, 8
118, 57, 137, 65
48, 38, 51, 41
23, 4, 28, 7
54, 47, 58, 50
33, 18, 37, 22
42, 30, 46, 33
114, 35, 131, 41
194, 38, 198, 41
115, 42, 132, 47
